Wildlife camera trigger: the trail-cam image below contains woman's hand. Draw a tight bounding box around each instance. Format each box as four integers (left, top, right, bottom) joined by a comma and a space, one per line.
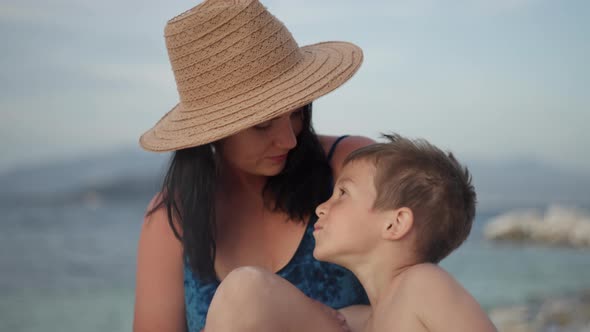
316, 300, 351, 332
338, 305, 371, 332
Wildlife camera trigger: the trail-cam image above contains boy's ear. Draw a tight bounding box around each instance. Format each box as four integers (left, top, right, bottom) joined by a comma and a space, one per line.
382, 207, 414, 241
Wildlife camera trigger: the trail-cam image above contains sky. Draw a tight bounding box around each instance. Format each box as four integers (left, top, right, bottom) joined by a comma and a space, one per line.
1, 0, 589, 174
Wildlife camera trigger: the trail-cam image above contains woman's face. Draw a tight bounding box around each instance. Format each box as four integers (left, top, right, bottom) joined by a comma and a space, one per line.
216, 107, 305, 177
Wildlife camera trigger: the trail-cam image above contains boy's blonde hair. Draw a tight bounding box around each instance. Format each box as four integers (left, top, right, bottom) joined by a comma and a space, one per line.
344, 134, 476, 263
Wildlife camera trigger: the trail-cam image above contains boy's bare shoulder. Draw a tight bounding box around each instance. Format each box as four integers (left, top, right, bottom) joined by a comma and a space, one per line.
396, 263, 471, 307
388, 263, 497, 332
400, 263, 458, 289
367, 265, 447, 332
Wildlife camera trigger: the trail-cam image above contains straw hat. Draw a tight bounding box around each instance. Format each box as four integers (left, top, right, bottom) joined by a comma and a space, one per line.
140, 0, 363, 152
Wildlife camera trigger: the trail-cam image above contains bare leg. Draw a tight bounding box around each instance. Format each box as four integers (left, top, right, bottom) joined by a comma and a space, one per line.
205, 266, 350, 332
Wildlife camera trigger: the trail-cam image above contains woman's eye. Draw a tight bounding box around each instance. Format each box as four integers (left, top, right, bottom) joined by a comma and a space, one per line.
254, 121, 272, 130
290, 110, 303, 119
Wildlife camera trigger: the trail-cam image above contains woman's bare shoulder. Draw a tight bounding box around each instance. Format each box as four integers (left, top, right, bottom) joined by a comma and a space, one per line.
137, 192, 184, 284
138, 192, 184, 271
317, 135, 375, 155
142, 193, 182, 237
398, 263, 459, 295
317, 134, 376, 178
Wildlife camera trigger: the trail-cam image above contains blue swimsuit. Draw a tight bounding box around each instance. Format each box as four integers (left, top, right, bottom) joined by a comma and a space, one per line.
183, 136, 369, 331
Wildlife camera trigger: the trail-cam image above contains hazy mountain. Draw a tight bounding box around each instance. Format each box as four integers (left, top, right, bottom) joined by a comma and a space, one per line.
0, 148, 588, 213
0, 149, 169, 206
469, 159, 590, 212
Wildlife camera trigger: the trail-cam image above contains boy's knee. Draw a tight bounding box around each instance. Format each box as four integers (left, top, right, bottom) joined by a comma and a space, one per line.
212, 266, 274, 308
207, 267, 275, 330
224, 266, 272, 295
226, 266, 271, 284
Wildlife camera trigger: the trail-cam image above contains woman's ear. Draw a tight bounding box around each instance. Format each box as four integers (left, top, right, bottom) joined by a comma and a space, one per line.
382, 207, 414, 241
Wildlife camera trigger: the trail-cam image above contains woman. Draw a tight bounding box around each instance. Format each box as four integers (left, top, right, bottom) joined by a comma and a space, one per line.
134, 0, 374, 331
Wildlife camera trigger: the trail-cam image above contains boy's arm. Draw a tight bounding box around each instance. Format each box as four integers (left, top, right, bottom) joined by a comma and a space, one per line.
410, 264, 498, 332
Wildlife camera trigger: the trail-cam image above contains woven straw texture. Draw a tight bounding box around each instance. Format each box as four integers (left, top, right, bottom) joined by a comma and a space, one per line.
140, 0, 363, 152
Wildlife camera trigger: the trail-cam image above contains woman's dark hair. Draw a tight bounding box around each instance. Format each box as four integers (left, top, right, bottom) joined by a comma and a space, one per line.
148, 103, 332, 281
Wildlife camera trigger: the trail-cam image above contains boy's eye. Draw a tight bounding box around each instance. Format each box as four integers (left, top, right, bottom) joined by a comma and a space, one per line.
338, 188, 346, 196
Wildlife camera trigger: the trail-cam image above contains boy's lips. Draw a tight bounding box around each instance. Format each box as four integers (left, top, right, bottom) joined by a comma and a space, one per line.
313, 224, 323, 232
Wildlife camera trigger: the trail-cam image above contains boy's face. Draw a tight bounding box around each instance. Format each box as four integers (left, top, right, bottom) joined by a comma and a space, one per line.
313, 159, 386, 264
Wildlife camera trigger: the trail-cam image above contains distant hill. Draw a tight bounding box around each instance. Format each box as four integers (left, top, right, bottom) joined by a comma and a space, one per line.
0, 149, 169, 205
468, 159, 590, 212
0, 148, 588, 213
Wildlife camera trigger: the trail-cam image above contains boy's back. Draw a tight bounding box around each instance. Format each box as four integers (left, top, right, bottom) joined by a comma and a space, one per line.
365, 264, 496, 332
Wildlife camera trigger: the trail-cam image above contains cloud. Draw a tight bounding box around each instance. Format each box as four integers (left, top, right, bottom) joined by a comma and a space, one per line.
266, 0, 540, 26
0, 0, 542, 26
466, 0, 538, 13
0, 3, 58, 24
0, 0, 100, 24
81, 63, 175, 90
266, 0, 437, 25
1, 0, 588, 175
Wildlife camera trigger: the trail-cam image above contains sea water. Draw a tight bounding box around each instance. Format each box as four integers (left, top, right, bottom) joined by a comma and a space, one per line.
1, 182, 589, 331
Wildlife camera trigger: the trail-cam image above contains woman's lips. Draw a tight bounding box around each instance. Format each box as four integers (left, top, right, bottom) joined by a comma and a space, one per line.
267, 154, 288, 162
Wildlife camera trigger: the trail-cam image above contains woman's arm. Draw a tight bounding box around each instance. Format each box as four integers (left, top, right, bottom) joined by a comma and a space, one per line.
133, 195, 187, 332
319, 135, 376, 179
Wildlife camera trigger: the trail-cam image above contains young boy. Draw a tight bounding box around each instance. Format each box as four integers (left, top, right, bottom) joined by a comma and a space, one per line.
313, 134, 497, 332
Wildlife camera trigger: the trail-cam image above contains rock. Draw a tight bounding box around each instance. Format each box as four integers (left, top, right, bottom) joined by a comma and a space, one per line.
484, 210, 541, 241
489, 306, 536, 332
484, 205, 590, 248
489, 290, 590, 332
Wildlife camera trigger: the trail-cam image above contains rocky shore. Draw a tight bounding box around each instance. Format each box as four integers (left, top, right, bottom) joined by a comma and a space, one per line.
489, 290, 590, 332
484, 206, 590, 248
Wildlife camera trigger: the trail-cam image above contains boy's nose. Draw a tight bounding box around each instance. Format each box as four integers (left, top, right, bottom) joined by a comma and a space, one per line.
315, 202, 327, 218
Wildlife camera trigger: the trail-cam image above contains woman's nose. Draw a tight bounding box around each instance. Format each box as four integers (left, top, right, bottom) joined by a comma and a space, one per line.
274, 117, 297, 149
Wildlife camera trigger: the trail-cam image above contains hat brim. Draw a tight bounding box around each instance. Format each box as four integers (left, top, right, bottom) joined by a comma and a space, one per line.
140, 41, 363, 152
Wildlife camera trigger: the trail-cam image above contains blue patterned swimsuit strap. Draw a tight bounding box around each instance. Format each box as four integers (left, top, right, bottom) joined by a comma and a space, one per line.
327, 135, 350, 163
326, 135, 349, 188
